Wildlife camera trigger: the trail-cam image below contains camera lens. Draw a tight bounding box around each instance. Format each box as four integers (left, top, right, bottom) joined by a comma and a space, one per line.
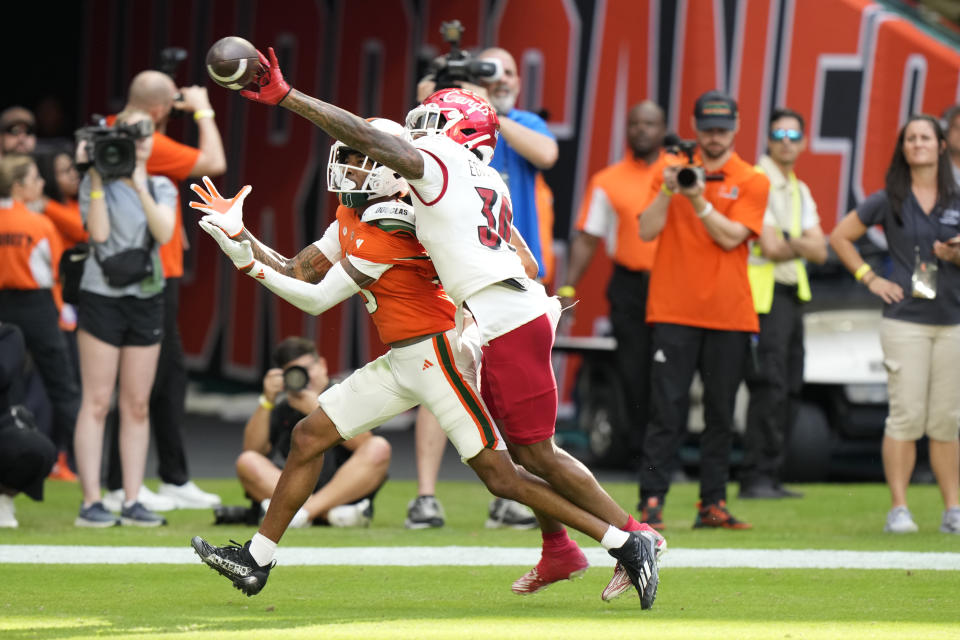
677, 167, 698, 189
282, 365, 309, 392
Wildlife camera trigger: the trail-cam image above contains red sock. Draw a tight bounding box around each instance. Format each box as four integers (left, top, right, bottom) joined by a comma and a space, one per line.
623, 515, 643, 532
542, 529, 573, 554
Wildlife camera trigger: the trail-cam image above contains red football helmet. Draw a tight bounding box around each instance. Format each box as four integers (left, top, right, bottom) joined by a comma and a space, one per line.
405, 88, 500, 164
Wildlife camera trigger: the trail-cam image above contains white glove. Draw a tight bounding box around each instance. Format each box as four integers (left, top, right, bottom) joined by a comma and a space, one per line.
199, 219, 253, 270
189, 176, 251, 238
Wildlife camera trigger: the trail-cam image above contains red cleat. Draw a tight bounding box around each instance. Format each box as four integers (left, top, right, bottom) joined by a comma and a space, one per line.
512, 544, 589, 595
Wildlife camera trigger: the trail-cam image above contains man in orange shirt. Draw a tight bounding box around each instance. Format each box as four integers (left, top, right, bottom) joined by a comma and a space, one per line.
103, 70, 226, 512
638, 91, 769, 530
560, 101, 666, 462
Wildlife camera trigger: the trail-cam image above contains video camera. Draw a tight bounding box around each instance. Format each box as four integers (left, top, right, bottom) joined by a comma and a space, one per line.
158, 47, 188, 117
428, 20, 503, 90
664, 135, 725, 189
75, 117, 153, 180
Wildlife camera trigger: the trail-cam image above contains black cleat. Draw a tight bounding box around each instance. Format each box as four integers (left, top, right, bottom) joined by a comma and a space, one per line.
191, 536, 273, 596
608, 531, 659, 609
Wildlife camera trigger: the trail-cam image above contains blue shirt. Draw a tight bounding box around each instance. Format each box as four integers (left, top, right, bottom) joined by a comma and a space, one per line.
857, 189, 960, 325
489, 109, 554, 278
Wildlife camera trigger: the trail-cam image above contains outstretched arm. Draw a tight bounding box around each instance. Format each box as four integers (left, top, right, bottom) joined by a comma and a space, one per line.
281, 90, 424, 181
239, 230, 333, 284
240, 47, 425, 181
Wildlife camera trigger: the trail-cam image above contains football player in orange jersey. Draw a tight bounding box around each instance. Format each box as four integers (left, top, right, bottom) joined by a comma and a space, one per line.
188, 119, 660, 606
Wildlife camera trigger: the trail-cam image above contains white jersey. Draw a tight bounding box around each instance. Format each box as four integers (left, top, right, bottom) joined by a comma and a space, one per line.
406, 135, 528, 306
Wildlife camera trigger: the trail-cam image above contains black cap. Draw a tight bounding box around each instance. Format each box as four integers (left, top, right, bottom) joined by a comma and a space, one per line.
0, 406, 56, 501
694, 90, 738, 130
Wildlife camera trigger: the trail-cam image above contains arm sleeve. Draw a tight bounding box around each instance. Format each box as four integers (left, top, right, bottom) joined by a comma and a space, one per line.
313, 220, 342, 262
856, 191, 889, 227
800, 181, 820, 230
576, 181, 614, 237
248, 259, 360, 316
347, 255, 391, 280
407, 136, 450, 204
727, 173, 769, 236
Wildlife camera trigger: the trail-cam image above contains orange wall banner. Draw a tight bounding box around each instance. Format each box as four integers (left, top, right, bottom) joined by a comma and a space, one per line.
78, 0, 960, 383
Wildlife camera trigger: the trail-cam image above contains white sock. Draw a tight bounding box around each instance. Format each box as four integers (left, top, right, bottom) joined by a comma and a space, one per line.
600, 525, 631, 550
260, 498, 271, 513
248, 533, 277, 567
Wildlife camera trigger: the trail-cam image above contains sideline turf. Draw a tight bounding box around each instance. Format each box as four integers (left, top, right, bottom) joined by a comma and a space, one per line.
7, 479, 960, 552
2, 565, 958, 639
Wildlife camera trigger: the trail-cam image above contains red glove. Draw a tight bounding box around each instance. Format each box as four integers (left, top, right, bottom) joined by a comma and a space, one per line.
240, 47, 292, 106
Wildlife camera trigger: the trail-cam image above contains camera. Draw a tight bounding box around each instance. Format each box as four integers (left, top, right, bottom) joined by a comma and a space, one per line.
282, 365, 310, 393
158, 47, 188, 117
665, 135, 723, 189
213, 501, 261, 526
75, 118, 153, 180
428, 20, 503, 90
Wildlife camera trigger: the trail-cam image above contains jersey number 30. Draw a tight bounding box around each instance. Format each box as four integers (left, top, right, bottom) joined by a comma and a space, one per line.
475, 187, 513, 249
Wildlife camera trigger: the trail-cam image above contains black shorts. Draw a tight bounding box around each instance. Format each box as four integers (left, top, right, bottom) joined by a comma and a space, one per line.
77, 291, 164, 347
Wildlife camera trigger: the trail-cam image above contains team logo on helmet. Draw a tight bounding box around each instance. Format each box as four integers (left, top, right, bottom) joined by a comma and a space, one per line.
405, 88, 500, 164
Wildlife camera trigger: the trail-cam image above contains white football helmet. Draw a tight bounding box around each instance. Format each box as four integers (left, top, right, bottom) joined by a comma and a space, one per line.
327, 118, 410, 208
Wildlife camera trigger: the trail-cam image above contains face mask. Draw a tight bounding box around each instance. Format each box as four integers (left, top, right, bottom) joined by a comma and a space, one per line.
339, 192, 369, 209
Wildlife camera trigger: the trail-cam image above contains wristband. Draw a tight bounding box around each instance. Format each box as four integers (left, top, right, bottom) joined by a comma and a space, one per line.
661, 184, 674, 197
258, 394, 275, 411
90, 190, 104, 200
854, 263, 872, 281
696, 202, 714, 219
556, 285, 576, 298
193, 109, 215, 121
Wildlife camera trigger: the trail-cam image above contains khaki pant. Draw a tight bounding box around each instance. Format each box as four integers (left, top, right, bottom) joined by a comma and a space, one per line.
880, 318, 960, 441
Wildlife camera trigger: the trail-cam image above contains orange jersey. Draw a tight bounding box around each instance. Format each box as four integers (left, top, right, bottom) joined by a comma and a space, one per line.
646, 151, 768, 332
0, 199, 63, 291
575, 151, 665, 271
335, 205, 455, 344
44, 198, 87, 250
148, 133, 199, 279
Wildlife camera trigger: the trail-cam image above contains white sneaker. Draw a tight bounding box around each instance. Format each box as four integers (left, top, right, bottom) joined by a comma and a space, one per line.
0, 495, 18, 528
289, 507, 312, 528
157, 481, 221, 509
941, 507, 960, 534
102, 486, 176, 513
884, 506, 919, 533
328, 499, 372, 528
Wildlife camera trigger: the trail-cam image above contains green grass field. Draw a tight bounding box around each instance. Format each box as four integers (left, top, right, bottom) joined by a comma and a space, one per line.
3, 479, 959, 639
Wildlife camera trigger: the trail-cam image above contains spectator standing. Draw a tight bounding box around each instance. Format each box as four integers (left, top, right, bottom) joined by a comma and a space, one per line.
560, 100, 666, 461
238, 337, 391, 528
0, 107, 37, 156
638, 91, 768, 530
102, 70, 226, 512
0, 155, 81, 486
34, 147, 86, 480
480, 47, 559, 280
830, 114, 960, 534
740, 109, 827, 499
72, 108, 176, 528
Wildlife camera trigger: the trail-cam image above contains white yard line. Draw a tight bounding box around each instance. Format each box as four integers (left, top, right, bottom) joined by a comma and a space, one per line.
1, 545, 959, 570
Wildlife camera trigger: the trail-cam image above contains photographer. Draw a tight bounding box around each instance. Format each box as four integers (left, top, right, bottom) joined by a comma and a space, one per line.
73, 108, 177, 528
237, 337, 391, 528
102, 69, 226, 513
637, 91, 769, 531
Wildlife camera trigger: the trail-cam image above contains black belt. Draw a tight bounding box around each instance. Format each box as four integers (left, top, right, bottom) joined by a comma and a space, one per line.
774, 282, 801, 298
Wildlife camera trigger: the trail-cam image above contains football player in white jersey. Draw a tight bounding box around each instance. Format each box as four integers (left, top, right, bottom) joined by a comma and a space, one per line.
229, 47, 663, 606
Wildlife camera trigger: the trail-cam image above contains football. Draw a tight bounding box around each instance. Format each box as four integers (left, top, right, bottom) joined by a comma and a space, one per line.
205, 36, 261, 90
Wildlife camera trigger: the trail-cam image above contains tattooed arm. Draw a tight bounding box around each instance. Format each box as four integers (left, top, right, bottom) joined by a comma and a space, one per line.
282, 89, 425, 181
238, 229, 333, 284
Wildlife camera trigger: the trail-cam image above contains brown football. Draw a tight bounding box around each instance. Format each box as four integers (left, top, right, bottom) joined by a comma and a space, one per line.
205, 36, 261, 90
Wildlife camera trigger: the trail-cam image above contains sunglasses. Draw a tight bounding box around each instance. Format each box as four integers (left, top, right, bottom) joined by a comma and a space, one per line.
770, 128, 803, 142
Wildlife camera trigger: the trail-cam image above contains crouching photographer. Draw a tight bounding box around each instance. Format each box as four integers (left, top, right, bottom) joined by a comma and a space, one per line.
226, 337, 391, 528
72, 108, 178, 528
